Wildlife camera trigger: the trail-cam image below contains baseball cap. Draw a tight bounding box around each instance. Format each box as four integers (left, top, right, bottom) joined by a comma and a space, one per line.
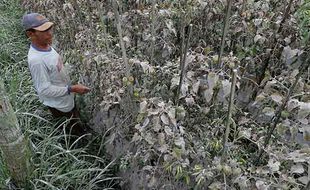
22, 13, 54, 31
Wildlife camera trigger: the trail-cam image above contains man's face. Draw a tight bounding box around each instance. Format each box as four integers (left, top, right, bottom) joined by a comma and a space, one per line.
27, 27, 53, 46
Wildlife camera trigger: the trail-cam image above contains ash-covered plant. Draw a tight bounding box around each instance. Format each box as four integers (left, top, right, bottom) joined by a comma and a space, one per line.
21, 0, 310, 189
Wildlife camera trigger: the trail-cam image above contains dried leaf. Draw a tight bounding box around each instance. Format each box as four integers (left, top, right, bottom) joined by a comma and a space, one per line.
148, 176, 157, 188
255, 180, 268, 190
139, 61, 154, 73
303, 126, 310, 141
176, 106, 186, 120
142, 165, 153, 172
153, 116, 161, 132
158, 133, 166, 145
168, 108, 177, 126
287, 149, 310, 162
287, 99, 300, 111
158, 144, 168, 153
239, 128, 252, 139
158, 9, 171, 16
281, 46, 300, 65
297, 176, 309, 185
170, 75, 180, 88
157, 101, 165, 108
174, 136, 185, 150
165, 19, 176, 36
185, 96, 195, 106
254, 34, 265, 44
222, 80, 231, 98
207, 72, 219, 89
297, 102, 310, 120
144, 133, 155, 145
267, 159, 280, 172
290, 164, 304, 174
161, 114, 169, 125
203, 89, 213, 103
179, 125, 185, 134
148, 109, 160, 116
142, 117, 150, 128
132, 132, 142, 142
254, 18, 263, 26
172, 147, 182, 159
164, 126, 173, 136
185, 55, 195, 67
191, 80, 199, 95
139, 100, 148, 113
270, 93, 283, 104
181, 82, 189, 98
122, 36, 130, 43
262, 107, 275, 117
135, 124, 141, 130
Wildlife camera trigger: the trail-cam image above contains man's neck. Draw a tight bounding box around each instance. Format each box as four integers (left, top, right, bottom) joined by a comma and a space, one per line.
31, 42, 51, 52
31, 41, 50, 51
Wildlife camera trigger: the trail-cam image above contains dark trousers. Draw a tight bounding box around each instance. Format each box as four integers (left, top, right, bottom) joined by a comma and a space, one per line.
48, 106, 87, 136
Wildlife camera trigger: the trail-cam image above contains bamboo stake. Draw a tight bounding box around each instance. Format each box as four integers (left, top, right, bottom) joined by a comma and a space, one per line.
178, 0, 188, 69
179, 13, 186, 70
112, 0, 130, 76
96, 0, 110, 54
255, 56, 310, 165
176, 24, 193, 105
218, 0, 232, 68
221, 69, 237, 162
150, 0, 157, 66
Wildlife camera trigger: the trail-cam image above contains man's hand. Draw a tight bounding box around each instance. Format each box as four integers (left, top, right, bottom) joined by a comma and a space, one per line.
70, 84, 91, 94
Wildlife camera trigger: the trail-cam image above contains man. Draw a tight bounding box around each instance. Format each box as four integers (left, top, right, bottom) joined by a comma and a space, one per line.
22, 13, 91, 136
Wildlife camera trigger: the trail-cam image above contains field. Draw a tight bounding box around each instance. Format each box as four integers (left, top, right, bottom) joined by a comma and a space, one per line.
1, 0, 310, 189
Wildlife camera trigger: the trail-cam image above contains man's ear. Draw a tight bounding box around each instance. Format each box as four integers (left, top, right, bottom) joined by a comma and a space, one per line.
26, 30, 34, 38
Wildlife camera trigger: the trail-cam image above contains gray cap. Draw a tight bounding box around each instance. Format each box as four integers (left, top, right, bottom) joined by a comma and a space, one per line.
22, 13, 54, 31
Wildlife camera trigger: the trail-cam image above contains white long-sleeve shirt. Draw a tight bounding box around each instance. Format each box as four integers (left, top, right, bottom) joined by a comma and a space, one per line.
27, 44, 74, 112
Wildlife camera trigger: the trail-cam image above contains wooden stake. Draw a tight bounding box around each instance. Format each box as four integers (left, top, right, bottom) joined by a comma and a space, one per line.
218, 0, 232, 68
221, 68, 237, 162
112, 0, 130, 76
176, 24, 193, 105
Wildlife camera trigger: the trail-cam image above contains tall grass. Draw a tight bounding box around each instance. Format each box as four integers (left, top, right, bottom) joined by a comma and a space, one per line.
0, 0, 117, 189
0, 156, 9, 189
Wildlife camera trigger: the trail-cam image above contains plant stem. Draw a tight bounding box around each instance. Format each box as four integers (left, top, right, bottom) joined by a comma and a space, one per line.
255, 56, 310, 165
277, 0, 294, 34
256, 0, 294, 86
218, 0, 232, 68
112, 0, 130, 76
221, 69, 237, 162
176, 24, 193, 105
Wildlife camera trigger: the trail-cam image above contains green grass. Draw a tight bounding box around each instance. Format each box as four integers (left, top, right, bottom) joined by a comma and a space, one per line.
0, 0, 118, 189
0, 155, 9, 189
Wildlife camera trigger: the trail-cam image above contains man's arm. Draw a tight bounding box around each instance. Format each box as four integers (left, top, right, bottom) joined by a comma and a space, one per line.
68, 84, 91, 94
30, 63, 68, 97
30, 63, 91, 96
